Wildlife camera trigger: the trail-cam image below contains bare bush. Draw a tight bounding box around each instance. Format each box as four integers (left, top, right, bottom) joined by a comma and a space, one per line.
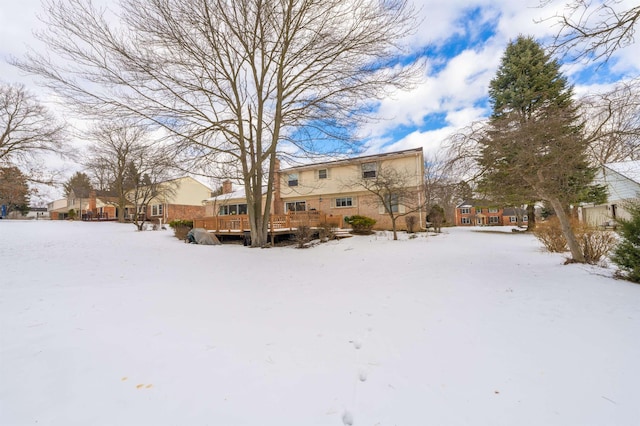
295, 226, 313, 248
318, 223, 335, 242
405, 216, 417, 233
533, 218, 568, 252
580, 230, 617, 265
534, 217, 617, 264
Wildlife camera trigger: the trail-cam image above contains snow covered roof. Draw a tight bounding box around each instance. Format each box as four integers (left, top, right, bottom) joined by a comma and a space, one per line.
604, 161, 640, 184
203, 186, 268, 202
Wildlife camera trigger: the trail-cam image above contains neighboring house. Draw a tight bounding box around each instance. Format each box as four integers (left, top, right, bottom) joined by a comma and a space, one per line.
581, 161, 640, 227
48, 191, 87, 220
203, 148, 425, 230
455, 200, 528, 226
203, 180, 270, 217
127, 176, 213, 224
49, 176, 213, 223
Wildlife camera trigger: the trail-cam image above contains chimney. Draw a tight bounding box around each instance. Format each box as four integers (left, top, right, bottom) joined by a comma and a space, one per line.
222, 180, 233, 194
89, 190, 97, 212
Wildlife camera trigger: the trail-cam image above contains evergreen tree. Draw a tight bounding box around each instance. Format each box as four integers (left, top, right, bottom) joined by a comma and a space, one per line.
0, 166, 30, 216
611, 202, 640, 283
478, 36, 598, 263
63, 172, 93, 199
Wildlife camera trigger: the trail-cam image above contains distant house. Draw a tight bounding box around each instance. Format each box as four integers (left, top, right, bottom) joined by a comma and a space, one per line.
455, 200, 528, 226
581, 161, 640, 227
202, 148, 425, 231
125, 176, 213, 224
49, 176, 213, 223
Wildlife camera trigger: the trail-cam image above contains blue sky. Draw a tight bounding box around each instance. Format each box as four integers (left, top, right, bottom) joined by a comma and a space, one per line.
1, 0, 638, 195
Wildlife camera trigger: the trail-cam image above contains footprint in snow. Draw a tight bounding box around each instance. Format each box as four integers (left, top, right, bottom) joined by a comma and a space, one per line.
358, 369, 368, 382
342, 411, 354, 425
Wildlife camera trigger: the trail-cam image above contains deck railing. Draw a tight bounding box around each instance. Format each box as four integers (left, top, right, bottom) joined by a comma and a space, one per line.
193, 211, 342, 232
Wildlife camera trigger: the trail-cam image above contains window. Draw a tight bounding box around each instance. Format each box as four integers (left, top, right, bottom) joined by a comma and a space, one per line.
488, 208, 498, 213
137, 205, 146, 214
489, 216, 499, 224
509, 216, 517, 223
335, 197, 353, 207
318, 169, 328, 179
523, 215, 528, 222
219, 203, 247, 215
384, 194, 399, 213
461, 217, 471, 224
286, 201, 306, 212
362, 162, 377, 178
288, 173, 299, 187
151, 204, 163, 216
476, 207, 482, 214
460, 207, 470, 214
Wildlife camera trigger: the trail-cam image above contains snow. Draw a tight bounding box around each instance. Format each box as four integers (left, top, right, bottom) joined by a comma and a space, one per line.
1, 221, 640, 425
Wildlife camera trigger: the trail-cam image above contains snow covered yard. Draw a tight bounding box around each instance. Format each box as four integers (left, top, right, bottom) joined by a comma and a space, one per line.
1, 221, 639, 426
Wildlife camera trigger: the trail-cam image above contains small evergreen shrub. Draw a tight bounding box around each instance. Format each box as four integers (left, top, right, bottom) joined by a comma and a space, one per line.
344, 215, 376, 235
611, 202, 640, 283
168, 219, 194, 240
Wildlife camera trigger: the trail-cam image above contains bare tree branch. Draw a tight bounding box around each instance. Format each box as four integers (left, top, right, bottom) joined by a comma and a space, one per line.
541, 0, 640, 62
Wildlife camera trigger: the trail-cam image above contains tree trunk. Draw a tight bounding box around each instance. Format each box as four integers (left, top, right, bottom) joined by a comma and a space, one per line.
526, 203, 536, 231
549, 197, 585, 263
391, 215, 398, 240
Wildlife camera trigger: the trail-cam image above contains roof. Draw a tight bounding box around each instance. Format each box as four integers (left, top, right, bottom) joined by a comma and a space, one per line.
456, 199, 499, 208
204, 186, 268, 202
279, 147, 423, 173
604, 161, 640, 184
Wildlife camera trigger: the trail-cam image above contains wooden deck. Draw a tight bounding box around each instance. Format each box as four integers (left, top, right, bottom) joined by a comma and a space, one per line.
193, 211, 342, 235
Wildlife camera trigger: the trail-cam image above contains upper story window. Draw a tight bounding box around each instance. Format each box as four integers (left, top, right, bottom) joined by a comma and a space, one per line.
288, 173, 299, 187
318, 169, 328, 179
362, 162, 377, 179
460, 207, 470, 214
488, 208, 498, 213
476, 207, 482, 214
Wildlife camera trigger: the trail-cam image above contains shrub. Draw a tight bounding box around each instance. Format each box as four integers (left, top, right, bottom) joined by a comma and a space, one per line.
611, 202, 640, 283
295, 225, 312, 248
533, 217, 567, 252
405, 216, 417, 233
344, 215, 376, 235
318, 223, 336, 241
168, 219, 194, 240
67, 208, 77, 220
534, 217, 617, 264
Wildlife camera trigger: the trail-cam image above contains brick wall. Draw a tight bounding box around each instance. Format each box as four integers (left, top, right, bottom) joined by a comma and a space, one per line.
166, 204, 207, 223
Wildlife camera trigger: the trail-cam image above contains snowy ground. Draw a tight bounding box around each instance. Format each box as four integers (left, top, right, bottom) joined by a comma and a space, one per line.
1, 221, 639, 426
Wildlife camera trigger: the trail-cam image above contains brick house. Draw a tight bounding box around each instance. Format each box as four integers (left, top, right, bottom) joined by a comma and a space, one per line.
455, 200, 528, 226
49, 176, 213, 223
203, 148, 425, 231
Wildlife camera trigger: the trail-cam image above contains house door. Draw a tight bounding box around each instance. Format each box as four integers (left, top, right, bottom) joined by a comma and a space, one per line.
476, 217, 483, 225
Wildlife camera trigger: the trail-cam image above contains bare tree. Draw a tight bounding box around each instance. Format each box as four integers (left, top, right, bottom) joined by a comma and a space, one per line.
15, 0, 420, 247
581, 78, 640, 165
123, 156, 177, 231
542, 0, 640, 62
84, 122, 174, 223
352, 165, 424, 240
0, 83, 66, 172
